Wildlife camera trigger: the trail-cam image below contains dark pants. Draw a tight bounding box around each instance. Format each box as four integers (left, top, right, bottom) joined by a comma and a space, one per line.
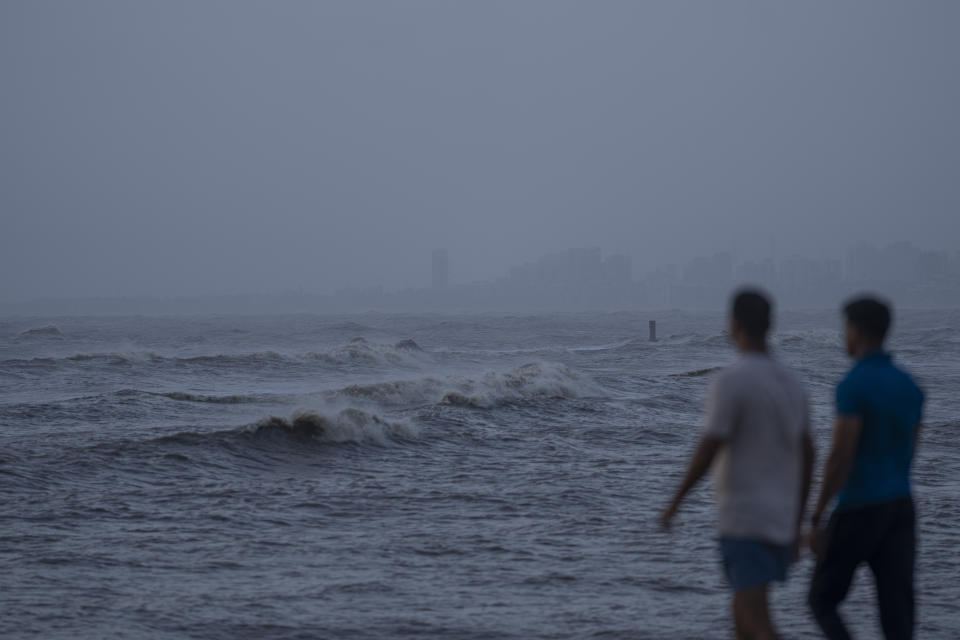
808, 496, 915, 640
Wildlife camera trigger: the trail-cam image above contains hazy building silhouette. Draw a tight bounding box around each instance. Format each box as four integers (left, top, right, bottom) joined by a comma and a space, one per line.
735, 259, 778, 291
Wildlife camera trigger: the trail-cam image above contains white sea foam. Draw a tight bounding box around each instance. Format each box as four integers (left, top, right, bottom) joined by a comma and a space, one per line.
330, 361, 601, 409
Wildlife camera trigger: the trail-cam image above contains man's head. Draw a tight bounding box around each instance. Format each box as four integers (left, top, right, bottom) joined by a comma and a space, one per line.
730, 289, 771, 351
843, 296, 891, 356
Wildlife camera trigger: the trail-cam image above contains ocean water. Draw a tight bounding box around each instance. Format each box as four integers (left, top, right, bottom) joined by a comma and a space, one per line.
2, 311, 958, 639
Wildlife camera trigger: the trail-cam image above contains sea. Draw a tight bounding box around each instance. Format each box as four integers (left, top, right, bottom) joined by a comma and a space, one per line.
2, 310, 957, 639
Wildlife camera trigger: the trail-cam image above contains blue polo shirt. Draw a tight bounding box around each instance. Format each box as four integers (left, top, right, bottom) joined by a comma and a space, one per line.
835, 351, 924, 510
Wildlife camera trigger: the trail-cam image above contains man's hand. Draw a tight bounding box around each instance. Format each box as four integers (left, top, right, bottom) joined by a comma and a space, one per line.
808, 524, 826, 558
658, 435, 723, 533
807, 528, 820, 557
804, 508, 826, 557
659, 501, 679, 531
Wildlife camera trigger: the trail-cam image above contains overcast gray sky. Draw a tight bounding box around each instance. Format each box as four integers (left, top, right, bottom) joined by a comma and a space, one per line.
2, 1, 958, 300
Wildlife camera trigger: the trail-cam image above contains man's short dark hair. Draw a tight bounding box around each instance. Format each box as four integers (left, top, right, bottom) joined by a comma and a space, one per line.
732, 289, 771, 339
844, 296, 891, 343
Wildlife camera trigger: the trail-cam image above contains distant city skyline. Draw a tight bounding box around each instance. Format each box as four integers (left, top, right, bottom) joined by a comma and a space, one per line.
4, 240, 957, 315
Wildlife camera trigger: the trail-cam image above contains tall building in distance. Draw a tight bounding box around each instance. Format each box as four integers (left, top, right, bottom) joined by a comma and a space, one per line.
431, 249, 449, 290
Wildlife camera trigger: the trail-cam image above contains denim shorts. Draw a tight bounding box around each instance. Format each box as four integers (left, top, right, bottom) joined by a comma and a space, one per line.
719, 537, 791, 591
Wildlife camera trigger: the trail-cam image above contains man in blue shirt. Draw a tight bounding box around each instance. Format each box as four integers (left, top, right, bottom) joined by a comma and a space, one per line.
808, 297, 924, 640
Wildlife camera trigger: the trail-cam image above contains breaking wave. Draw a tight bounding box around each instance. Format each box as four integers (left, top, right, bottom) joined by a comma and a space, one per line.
158, 408, 417, 448
147, 390, 279, 404
249, 409, 418, 443
0, 340, 427, 370
0, 389, 285, 416
304, 339, 424, 366
440, 362, 599, 408
17, 325, 63, 339
332, 362, 602, 409
0, 360, 597, 417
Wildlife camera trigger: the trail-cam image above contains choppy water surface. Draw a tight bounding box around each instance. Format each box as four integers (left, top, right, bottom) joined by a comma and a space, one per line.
2, 311, 958, 639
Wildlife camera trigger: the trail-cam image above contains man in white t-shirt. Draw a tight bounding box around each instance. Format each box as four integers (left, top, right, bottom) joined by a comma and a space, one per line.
660, 290, 815, 640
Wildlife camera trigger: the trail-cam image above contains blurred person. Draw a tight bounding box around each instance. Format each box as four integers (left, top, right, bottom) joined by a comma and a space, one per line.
661, 289, 815, 640
807, 297, 924, 640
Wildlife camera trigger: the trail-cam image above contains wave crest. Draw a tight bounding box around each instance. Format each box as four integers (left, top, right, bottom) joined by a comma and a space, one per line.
153, 390, 272, 404
465, 362, 592, 407
670, 366, 724, 378
1, 340, 427, 370
248, 409, 418, 444
18, 325, 63, 339
306, 340, 424, 366
328, 362, 597, 410
153, 408, 417, 451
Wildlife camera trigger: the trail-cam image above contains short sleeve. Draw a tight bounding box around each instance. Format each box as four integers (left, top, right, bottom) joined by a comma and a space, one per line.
704, 374, 738, 439
836, 377, 860, 417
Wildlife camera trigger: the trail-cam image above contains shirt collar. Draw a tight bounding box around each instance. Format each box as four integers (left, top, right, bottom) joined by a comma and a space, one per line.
858, 350, 892, 365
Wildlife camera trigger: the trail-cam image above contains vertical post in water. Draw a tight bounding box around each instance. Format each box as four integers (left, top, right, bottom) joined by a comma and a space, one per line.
649, 320, 657, 342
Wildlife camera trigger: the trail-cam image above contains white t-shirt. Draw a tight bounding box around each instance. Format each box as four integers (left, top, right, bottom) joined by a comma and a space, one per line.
704, 353, 809, 545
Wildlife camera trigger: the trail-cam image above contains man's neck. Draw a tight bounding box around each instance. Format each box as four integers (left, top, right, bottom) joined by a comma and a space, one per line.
854, 343, 884, 359
739, 340, 768, 355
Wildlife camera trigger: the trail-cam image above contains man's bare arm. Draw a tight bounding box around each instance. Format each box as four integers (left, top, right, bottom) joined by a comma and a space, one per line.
811, 415, 862, 526
660, 435, 724, 529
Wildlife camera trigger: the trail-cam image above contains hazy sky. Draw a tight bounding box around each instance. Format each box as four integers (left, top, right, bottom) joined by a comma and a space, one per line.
2, 1, 958, 300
